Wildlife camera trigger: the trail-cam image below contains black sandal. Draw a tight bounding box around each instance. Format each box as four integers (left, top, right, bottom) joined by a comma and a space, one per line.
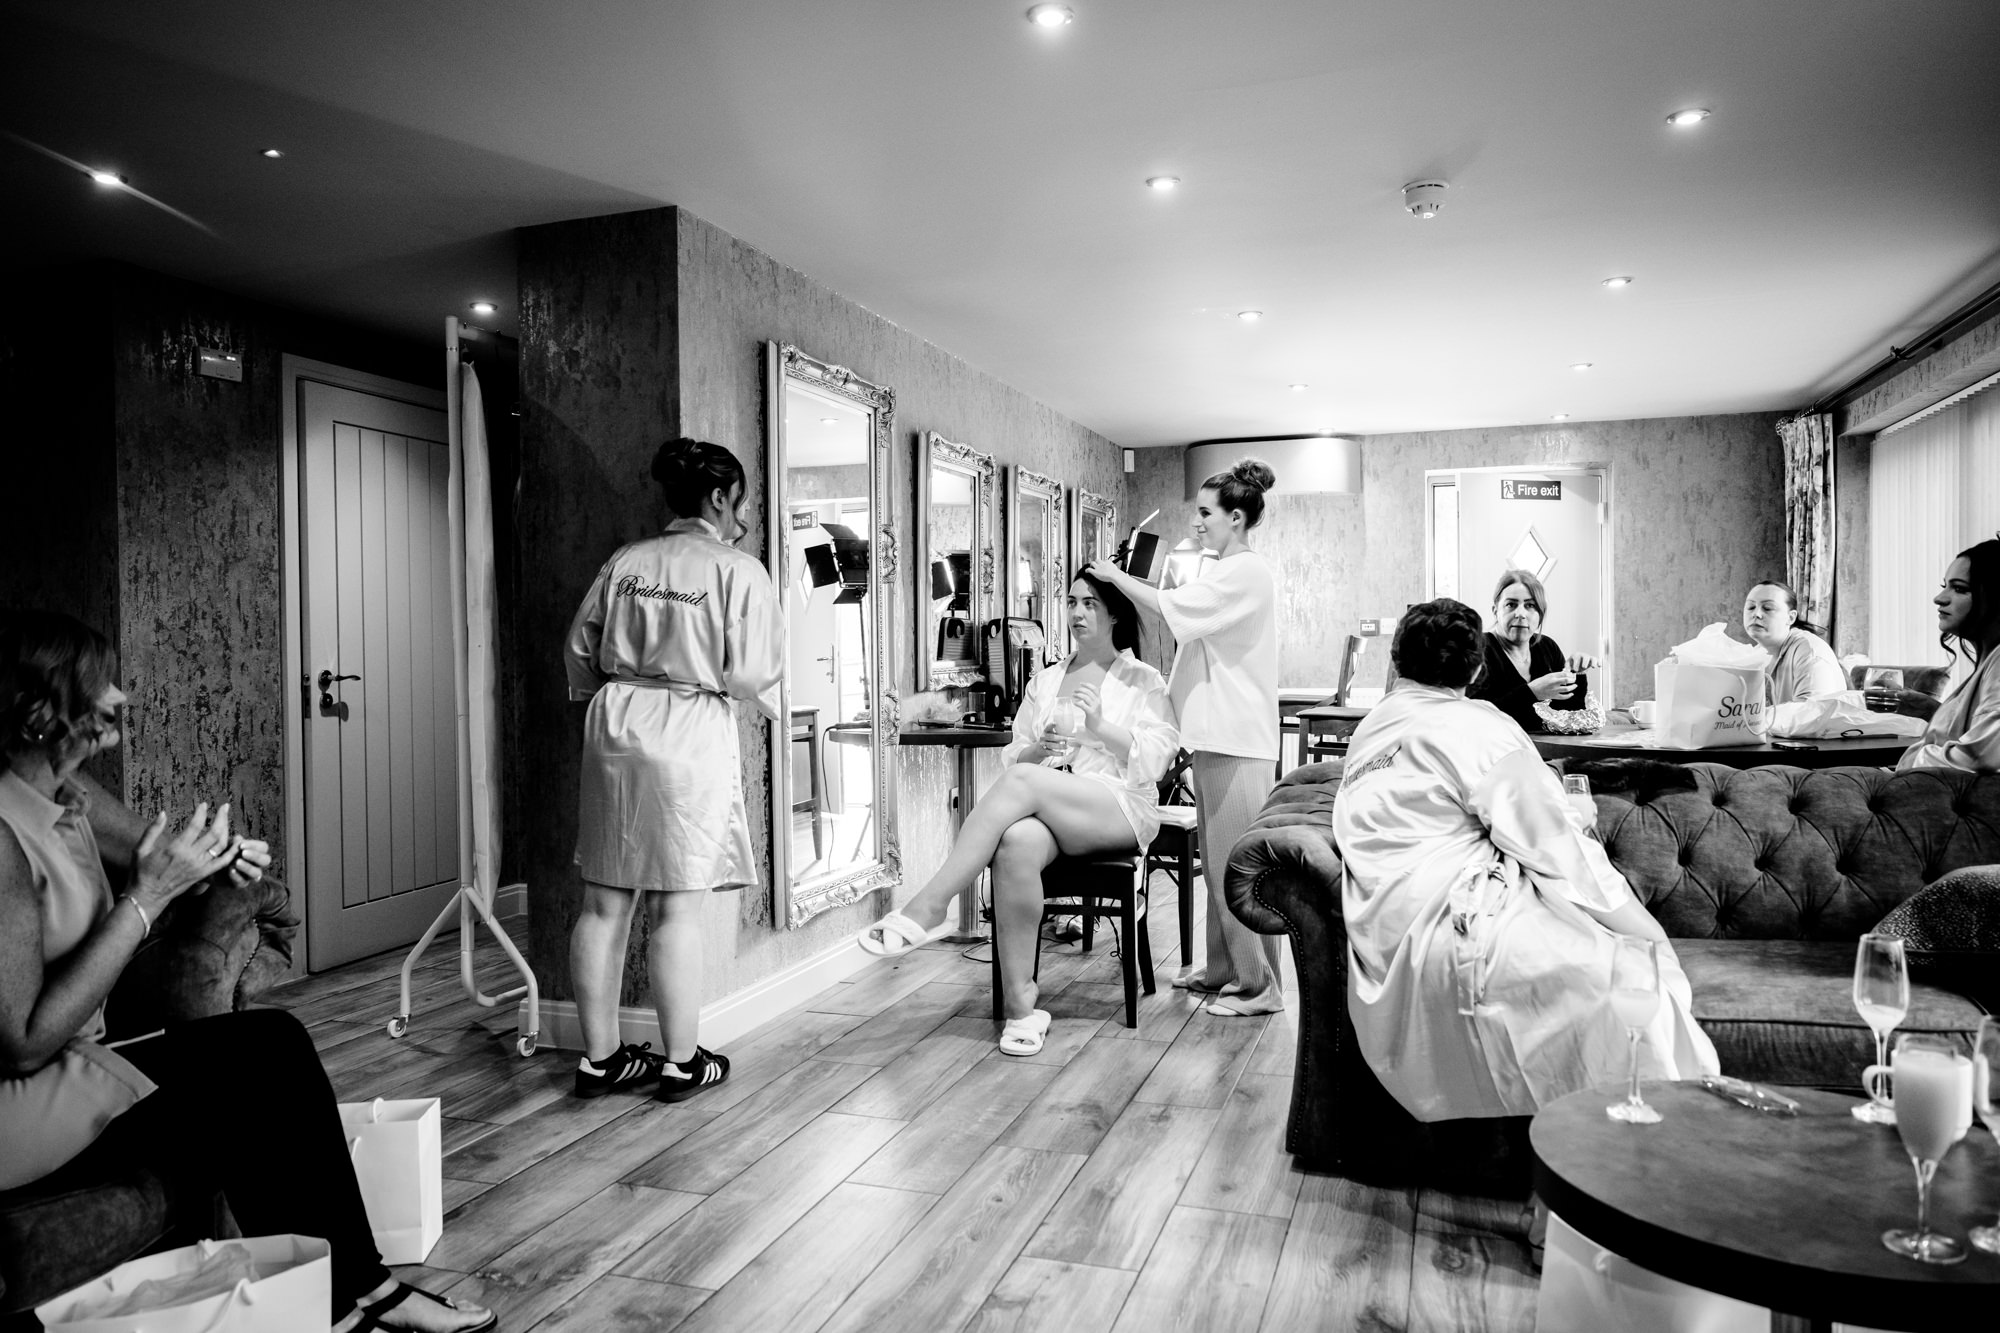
351, 1281, 498, 1333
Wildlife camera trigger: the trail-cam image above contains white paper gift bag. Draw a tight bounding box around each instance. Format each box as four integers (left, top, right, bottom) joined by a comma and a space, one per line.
339, 1097, 443, 1265
1536, 1213, 1764, 1333
36, 1234, 331, 1332
1654, 625, 1771, 749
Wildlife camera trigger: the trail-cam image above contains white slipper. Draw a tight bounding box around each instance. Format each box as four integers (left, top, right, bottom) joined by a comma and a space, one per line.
998, 1009, 1052, 1056
858, 911, 928, 957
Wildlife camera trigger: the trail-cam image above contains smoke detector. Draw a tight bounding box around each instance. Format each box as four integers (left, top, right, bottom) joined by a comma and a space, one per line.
1402, 180, 1448, 219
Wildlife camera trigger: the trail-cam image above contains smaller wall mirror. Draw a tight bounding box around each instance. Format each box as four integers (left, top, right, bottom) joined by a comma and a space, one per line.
1072, 487, 1117, 575
917, 433, 995, 689
1009, 466, 1066, 664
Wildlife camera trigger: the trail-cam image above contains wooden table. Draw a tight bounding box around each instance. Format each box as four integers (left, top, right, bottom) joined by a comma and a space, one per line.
894, 723, 1015, 941
1532, 720, 1912, 770
1531, 1082, 2000, 1332
1294, 704, 1370, 763
1278, 687, 1339, 774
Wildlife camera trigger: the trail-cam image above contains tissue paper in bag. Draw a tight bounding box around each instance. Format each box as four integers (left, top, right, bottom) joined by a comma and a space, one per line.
1654, 624, 1771, 749
36, 1235, 330, 1332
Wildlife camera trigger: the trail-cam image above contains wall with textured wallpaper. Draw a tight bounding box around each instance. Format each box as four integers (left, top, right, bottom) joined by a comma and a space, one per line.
517, 206, 1124, 1006
1, 263, 439, 970
1125, 414, 1787, 706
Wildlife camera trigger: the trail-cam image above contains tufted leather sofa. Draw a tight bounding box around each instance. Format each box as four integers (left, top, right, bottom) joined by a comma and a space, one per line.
1225, 760, 1999, 1189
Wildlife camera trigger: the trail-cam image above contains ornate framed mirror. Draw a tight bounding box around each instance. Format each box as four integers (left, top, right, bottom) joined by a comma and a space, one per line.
917, 432, 995, 690
1008, 466, 1065, 664
763, 343, 901, 928
1071, 487, 1117, 576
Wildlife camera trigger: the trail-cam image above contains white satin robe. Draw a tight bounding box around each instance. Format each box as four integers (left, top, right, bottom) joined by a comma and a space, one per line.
1898, 649, 2000, 774
1000, 649, 1180, 846
1333, 685, 1719, 1121
565, 517, 783, 891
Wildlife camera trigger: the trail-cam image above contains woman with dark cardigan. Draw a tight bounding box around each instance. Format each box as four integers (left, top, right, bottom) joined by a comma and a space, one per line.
1469, 569, 1601, 734
0, 611, 494, 1333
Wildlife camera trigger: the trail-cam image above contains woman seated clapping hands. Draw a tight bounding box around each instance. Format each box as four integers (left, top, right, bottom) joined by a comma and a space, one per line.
859, 573, 1177, 1056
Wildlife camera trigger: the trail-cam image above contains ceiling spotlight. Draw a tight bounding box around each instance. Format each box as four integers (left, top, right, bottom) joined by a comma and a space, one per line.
1402, 179, 1448, 219
1237, 310, 1263, 323
1026, 4, 1073, 27
820, 417, 839, 426
1667, 107, 1711, 127
1552, 413, 1570, 421
468, 301, 498, 316
261, 148, 285, 159
1289, 383, 1308, 392
1571, 362, 1594, 372
1146, 175, 1180, 192
1601, 276, 1633, 289
89, 170, 124, 187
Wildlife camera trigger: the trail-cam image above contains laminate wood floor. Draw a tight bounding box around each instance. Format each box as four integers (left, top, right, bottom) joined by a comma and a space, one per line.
268, 893, 1538, 1333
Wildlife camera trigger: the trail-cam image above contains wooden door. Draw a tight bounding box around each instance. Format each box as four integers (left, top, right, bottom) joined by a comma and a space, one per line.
1453, 468, 1612, 703
298, 380, 459, 969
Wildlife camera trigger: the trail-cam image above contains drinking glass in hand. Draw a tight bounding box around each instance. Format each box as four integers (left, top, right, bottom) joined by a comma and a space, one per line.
1851, 933, 1909, 1124
1606, 938, 1663, 1124
1880, 1034, 1971, 1265
1047, 697, 1082, 767
1971, 1017, 2000, 1255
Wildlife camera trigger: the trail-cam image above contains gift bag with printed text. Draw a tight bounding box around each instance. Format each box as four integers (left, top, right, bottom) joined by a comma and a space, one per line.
36, 1235, 330, 1332
339, 1096, 443, 1265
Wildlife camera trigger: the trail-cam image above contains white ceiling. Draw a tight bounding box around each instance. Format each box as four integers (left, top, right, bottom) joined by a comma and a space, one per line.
6, 0, 1999, 446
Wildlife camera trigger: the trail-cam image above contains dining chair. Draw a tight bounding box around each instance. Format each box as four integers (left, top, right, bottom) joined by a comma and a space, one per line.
991, 852, 1155, 1028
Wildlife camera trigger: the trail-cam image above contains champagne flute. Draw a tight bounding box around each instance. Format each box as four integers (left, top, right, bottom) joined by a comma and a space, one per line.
1562, 774, 1597, 836
1971, 1017, 2000, 1254
1852, 934, 1910, 1124
1880, 1033, 1970, 1264
1606, 938, 1663, 1124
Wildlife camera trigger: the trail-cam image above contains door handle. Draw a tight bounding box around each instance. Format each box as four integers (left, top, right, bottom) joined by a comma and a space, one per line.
317, 669, 360, 713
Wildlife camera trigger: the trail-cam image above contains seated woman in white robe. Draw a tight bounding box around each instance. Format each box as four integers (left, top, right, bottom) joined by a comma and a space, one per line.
1880, 541, 2000, 774
1333, 599, 1718, 1123
859, 573, 1177, 1056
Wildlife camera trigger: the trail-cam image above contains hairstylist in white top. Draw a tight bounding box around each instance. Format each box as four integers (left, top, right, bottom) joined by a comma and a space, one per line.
1089, 458, 1284, 1015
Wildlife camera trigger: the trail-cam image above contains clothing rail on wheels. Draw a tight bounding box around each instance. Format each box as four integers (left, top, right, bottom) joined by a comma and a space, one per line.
389, 318, 540, 1057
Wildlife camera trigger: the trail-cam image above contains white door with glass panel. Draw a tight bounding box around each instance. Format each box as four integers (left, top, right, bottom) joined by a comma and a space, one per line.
298, 381, 460, 969
1427, 466, 1612, 705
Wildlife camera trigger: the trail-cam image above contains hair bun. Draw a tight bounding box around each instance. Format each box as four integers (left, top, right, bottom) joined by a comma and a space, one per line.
1231, 458, 1276, 493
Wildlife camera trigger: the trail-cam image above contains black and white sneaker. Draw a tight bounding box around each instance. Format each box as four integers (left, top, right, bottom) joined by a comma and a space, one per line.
656, 1046, 731, 1103
574, 1041, 670, 1098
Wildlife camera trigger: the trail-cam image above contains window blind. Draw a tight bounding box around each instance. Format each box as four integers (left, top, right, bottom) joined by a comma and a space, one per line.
1868, 385, 2000, 664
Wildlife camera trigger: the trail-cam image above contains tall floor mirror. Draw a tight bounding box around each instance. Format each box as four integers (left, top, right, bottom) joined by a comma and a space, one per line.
1009, 466, 1066, 664
764, 343, 901, 927
918, 432, 995, 690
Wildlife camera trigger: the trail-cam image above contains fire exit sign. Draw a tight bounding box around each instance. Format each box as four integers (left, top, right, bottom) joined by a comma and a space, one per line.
1501, 478, 1562, 500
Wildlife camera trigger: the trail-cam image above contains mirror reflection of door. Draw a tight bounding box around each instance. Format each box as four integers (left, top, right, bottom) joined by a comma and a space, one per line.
929, 469, 974, 676
781, 382, 877, 881
1015, 493, 1047, 625
1428, 466, 1611, 703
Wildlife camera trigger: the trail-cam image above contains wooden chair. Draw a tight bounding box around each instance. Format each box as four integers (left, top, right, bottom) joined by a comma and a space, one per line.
991, 853, 1155, 1028
1145, 749, 1201, 967
789, 707, 825, 860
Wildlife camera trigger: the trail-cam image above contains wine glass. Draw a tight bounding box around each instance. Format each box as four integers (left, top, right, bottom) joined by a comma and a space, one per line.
1606, 938, 1663, 1124
1971, 1017, 2000, 1254
1852, 934, 1910, 1124
1880, 1033, 1971, 1264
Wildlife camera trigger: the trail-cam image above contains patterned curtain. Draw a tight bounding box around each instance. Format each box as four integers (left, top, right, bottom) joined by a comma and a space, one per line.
1778, 412, 1836, 637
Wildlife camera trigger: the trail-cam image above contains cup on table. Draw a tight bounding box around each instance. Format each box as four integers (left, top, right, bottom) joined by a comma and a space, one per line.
1878, 1033, 1973, 1265
1629, 700, 1656, 727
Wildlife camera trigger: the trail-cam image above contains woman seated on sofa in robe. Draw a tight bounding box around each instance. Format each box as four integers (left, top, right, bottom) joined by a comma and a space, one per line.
0, 611, 493, 1333
1742, 579, 1845, 704
1332, 598, 1718, 1125
858, 573, 1177, 1056
1876, 539, 2000, 774
1467, 569, 1601, 733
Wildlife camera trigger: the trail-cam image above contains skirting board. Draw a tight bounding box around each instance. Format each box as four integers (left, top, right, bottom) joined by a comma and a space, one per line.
494, 882, 527, 920
517, 919, 953, 1053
